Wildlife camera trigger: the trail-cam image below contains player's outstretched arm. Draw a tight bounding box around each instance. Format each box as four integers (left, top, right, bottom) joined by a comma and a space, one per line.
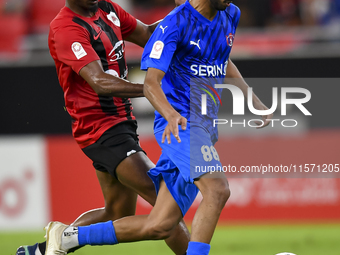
225, 59, 273, 128
144, 67, 187, 143
79, 60, 144, 98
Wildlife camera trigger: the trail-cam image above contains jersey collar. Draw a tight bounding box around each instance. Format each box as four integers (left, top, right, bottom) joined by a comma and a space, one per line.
64, 6, 100, 20
185, 1, 220, 26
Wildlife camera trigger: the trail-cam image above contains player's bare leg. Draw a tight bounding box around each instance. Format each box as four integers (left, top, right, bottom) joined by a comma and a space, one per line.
44, 180, 184, 254
53, 152, 189, 255
56, 169, 139, 253
115, 152, 190, 255
112, 180, 183, 242
190, 172, 230, 243
25, 152, 190, 255
44, 173, 228, 254
70, 170, 138, 226
17, 167, 139, 255
67, 152, 190, 255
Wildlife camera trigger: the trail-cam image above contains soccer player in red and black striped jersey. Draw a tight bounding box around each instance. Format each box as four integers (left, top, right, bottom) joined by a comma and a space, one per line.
15, 1, 189, 255
50, 0, 141, 149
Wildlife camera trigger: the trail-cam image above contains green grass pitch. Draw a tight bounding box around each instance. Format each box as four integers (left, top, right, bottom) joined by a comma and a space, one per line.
2, 223, 340, 255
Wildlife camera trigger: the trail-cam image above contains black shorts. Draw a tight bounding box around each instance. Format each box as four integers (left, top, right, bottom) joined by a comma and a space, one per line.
82, 120, 145, 178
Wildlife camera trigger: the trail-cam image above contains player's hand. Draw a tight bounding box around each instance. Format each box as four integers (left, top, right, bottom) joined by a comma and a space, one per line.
252, 100, 273, 129
162, 113, 187, 144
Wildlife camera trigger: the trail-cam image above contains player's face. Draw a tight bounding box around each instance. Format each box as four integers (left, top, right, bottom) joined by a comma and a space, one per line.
209, 0, 232, 11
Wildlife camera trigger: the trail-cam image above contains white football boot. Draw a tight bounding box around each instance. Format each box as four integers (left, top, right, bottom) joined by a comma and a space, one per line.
45, 221, 69, 255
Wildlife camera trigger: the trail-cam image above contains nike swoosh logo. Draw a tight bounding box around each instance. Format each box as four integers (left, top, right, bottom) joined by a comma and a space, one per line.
94, 30, 102, 40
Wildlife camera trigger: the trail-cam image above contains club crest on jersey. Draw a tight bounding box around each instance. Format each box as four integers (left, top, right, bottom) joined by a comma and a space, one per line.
150, 41, 164, 59
71, 42, 87, 59
107, 12, 120, 27
226, 33, 235, 47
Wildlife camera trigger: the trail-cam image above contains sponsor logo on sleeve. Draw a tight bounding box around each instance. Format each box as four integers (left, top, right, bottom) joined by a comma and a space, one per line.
71, 42, 87, 60
160, 25, 168, 34
150, 41, 164, 59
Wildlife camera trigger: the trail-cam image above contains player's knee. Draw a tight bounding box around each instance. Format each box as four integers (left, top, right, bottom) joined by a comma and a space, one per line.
103, 199, 135, 219
220, 184, 231, 204
141, 182, 158, 206
203, 179, 230, 209
145, 220, 176, 240
214, 184, 230, 209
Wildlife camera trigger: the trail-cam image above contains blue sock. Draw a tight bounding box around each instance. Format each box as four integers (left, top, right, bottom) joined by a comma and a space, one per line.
78, 221, 118, 246
186, 241, 211, 255
25, 243, 39, 255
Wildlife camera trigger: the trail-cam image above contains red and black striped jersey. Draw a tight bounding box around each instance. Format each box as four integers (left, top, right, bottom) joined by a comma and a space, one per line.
48, 0, 137, 148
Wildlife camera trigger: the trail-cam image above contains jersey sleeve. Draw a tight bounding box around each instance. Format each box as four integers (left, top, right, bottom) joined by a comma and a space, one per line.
141, 18, 180, 73
233, 5, 241, 29
111, 1, 137, 39
53, 25, 100, 74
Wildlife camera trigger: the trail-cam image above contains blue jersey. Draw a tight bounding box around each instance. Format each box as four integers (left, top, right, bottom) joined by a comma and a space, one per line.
141, 1, 240, 143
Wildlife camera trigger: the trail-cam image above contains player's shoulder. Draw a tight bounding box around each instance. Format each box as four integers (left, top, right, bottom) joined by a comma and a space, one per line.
98, 0, 120, 13
230, 3, 241, 13
223, 3, 241, 19
49, 6, 91, 37
50, 7, 74, 32
160, 3, 187, 29
220, 3, 241, 26
166, 2, 187, 17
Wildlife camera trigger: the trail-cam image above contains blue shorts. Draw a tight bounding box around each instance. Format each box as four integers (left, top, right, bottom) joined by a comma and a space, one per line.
147, 125, 222, 216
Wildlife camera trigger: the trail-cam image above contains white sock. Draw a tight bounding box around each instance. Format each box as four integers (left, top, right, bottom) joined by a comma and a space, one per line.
61, 226, 80, 250
35, 247, 42, 255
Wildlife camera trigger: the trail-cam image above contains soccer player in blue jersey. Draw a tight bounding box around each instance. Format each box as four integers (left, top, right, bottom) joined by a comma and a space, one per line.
44, 1, 273, 255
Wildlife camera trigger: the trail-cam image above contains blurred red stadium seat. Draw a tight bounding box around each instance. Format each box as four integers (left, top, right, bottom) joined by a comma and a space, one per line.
30, 0, 65, 33
0, 14, 27, 58
132, 6, 174, 24
0, 0, 28, 59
